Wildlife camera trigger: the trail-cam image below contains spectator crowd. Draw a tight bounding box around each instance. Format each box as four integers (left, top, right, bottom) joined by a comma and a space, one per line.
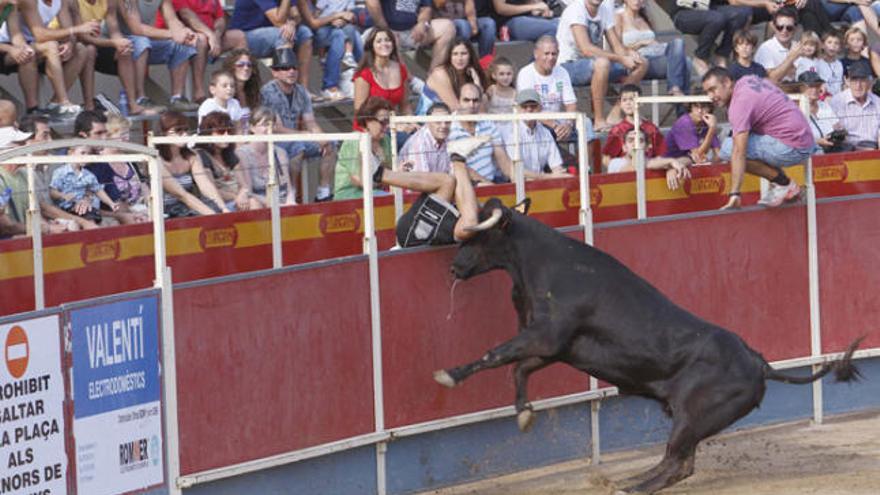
3, 0, 880, 237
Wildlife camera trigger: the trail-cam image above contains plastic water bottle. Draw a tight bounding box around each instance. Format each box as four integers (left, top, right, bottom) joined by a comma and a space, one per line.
118, 89, 129, 117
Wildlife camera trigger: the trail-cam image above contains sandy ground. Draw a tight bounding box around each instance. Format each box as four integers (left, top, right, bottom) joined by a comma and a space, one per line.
418, 410, 880, 495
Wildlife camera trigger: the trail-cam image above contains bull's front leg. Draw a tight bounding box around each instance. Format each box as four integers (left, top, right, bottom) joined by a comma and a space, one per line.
514, 357, 549, 432
434, 327, 561, 389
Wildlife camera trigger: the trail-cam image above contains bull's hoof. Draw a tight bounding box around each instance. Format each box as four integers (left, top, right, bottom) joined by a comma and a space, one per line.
516, 408, 535, 432
433, 370, 456, 388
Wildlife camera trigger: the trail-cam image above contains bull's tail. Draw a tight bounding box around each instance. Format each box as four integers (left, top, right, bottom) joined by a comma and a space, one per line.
764, 336, 865, 385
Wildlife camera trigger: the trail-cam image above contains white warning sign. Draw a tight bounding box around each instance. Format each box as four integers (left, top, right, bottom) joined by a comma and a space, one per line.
0, 316, 67, 495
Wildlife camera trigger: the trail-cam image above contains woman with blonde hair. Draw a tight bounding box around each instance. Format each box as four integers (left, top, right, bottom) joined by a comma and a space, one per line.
236, 107, 297, 206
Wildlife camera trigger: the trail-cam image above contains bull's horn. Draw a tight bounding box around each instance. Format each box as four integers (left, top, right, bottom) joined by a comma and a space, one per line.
465, 208, 503, 232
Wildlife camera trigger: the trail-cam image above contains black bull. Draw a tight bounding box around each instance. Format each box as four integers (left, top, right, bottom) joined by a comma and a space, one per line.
433, 198, 863, 494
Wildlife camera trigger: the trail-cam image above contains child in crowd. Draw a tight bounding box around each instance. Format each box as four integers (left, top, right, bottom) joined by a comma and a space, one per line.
841, 27, 870, 78
602, 85, 666, 163
664, 101, 719, 166
486, 57, 517, 114
198, 71, 245, 131
817, 31, 844, 94
50, 146, 119, 224
796, 32, 822, 79
607, 129, 691, 191
729, 30, 767, 81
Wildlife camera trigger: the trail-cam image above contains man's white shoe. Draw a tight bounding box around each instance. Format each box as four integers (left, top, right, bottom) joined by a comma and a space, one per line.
757, 181, 800, 207
447, 135, 491, 161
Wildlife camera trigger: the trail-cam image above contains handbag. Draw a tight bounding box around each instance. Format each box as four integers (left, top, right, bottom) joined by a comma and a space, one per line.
676, 0, 710, 10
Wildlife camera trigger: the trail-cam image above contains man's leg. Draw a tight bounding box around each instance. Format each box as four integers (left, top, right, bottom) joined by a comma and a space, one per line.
450, 160, 480, 241
222, 29, 248, 51
35, 40, 70, 104
294, 25, 314, 88
589, 57, 611, 130
13, 54, 40, 110
379, 168, 457, 200
149, 39, 198, 100
429, 18, 455, 70
192, 33, 209, 101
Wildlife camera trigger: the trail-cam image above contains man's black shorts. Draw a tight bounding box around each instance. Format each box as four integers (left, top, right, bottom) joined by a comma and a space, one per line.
396, 193, 459, 248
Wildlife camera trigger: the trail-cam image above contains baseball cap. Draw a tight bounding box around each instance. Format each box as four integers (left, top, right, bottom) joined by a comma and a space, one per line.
0, 126, 33, 150
847, 61, 872, 80
515, 89, 542, 106
797, 71, 824, 84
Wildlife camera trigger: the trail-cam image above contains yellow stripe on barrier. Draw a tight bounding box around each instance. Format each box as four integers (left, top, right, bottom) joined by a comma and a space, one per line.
235, 220, 271, 248
844, 160, 880, 183
0, 249, 34, 279
167, 229, 204, 256
118, 234, 154, 261
44, 244, 85, 273
282, 214, 323, 241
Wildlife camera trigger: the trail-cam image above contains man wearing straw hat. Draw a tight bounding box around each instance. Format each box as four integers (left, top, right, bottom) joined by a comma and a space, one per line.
702, 67, 813, 209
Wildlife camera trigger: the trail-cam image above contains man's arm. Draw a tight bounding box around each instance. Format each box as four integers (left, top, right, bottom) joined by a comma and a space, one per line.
297, 0, 343, 28
464, 0, 478, 34
722, 131, 750, 209
767, 42, 802, 84
491, 0, 549, 17
264, 0, 292, 25
19, 0, 99, 42
365, 0, 388, 30
119, 0, 173, 39
160, 0, 198, 44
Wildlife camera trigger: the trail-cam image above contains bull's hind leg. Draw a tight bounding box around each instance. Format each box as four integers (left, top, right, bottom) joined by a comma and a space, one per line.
623, 383, 762, 494
434, 328, 563, 388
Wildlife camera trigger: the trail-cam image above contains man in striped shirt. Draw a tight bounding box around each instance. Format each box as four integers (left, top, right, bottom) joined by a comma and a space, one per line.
446, 83, 514, 184
829, 61, 880, 150
400, 102, 451, 174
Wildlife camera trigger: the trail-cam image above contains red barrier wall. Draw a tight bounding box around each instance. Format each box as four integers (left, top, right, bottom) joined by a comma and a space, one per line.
173, 260, 375, 475
3, 152, 879, 317
379, 250, 587, 427
818, 196, 880, 353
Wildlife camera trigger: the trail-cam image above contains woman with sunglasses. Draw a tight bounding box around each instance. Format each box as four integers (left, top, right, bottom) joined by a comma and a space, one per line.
158, 112, 230, 218
222, 49, 262, 131
333, 97, 393, 200
88, 115, 150, 224
196, 111, 261, 211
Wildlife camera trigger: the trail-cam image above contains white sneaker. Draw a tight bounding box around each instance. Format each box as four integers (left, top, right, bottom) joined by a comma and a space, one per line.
339, 69, 355, 98
447, 135, 491, 161
321, 88, 346, 101
757, 181, 800, 207
342, 52, 358, 69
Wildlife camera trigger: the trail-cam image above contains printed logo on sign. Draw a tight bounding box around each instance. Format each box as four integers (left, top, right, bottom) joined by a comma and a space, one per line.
5, 325, 28, 378
119, 437, 150, 473
684, 176, 725, 195
321, 213, 360, 233
814, 164, 847, 182
199, 227, 238, 249
81, 240, 121, 263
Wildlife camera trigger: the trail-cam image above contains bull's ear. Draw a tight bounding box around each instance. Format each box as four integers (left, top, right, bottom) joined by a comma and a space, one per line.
513, 198, 531, 215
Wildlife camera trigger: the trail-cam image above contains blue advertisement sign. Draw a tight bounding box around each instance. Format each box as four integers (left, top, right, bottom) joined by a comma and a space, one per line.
70, 295, 161, 419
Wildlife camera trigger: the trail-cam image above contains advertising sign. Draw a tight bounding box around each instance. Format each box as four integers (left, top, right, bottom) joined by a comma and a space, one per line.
70, 296, 164, 495
0, 315, 67, 495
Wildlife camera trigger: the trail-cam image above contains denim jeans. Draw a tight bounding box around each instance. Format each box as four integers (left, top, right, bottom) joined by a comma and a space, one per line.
245, 25, 313, 58
561, 58, 628, 87
505, 16, 559, 42
720, 134, 812, 167
822, 0, 864, 22
673, 6, 750, 60
130, 36, 197, 69
644, 39, 690, 93
453, 17, 496, 57
315, 24, 363, 90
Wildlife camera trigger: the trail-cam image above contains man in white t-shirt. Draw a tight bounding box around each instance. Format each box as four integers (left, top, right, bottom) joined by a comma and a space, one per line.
516, 35, 579, 142
754, 8, 802, 84
556, 0, 646, 129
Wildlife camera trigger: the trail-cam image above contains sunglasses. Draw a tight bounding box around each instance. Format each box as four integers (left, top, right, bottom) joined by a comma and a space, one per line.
211, 128, 233, 135
235, 61, 253, 68
273, 66, 297, 71
370, 118, 390, 126
775, 24, 796, 32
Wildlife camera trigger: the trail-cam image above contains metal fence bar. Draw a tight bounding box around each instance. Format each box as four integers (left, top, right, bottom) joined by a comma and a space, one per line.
26, 164, 44, 310
360, 132, 387, 495
268, 130, 282, 269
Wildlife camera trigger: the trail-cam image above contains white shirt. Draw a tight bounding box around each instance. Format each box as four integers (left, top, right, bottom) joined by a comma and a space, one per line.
607, 157, 630, 173
516, 63, 577, 113
816, 58, 844, 94
754, 37, 794, 81
500, 121, 563, 174
557, 0, 616, 65
808, 100, 837, 141
198, 97, 245, 127
795, 57, 820, 79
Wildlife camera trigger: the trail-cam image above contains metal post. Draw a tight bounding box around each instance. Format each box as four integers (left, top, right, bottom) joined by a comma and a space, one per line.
799, 95, 824, 425
633, 103, 647, 220
576, 114, 593, 246
512, 107, 525, 204
148, 156, 183, 495
26, 164, 44, 310
576, 113, 600, 463
390, 118, 404, 221
268, 129, 282, 269
361, 133, 386, 495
